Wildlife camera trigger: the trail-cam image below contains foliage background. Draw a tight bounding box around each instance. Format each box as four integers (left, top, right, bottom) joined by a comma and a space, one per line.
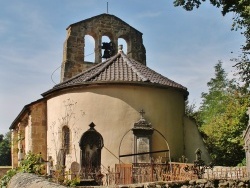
0, 132, 11, 166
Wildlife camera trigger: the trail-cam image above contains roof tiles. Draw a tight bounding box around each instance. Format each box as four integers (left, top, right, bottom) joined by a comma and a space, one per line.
49, 51, 188, 95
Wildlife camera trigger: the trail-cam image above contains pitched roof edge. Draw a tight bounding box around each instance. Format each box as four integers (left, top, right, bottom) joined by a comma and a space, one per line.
146, 65, 187, 89
42, 81, 189, 99
9, 98, 45, 130
120, 51, 149, 82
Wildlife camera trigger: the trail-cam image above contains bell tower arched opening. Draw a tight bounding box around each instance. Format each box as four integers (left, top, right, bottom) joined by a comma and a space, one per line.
61, 14, 146, 82
84, 35, 95, 63
101, 35, 116, 61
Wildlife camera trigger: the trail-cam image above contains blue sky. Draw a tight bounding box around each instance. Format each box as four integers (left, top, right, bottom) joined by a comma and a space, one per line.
0, 0, 245, 134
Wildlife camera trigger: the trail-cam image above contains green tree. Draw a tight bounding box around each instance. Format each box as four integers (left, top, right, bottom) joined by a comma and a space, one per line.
0, 132, 11, 166
185, 100, 203, 126
233, 54, 250, 89
185, 100, 196, 117
199, 61, 230, 125
198, 61, 250, 166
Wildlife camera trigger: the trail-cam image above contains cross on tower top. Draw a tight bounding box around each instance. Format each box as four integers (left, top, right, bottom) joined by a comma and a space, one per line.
139, 109, 145, 118
107, 2, 109, 14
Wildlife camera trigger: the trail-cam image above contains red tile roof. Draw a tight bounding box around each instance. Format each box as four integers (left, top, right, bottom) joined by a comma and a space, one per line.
43, 51, 188, 96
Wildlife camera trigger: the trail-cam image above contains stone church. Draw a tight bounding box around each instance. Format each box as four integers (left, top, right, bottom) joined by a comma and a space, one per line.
10, 14, 210, 175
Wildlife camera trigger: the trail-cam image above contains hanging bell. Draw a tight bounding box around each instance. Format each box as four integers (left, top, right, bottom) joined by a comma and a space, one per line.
101, 42, 110, 49
102, 49, 110, 59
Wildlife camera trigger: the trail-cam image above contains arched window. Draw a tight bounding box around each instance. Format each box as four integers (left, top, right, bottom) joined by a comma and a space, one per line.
62, 126, 70, 154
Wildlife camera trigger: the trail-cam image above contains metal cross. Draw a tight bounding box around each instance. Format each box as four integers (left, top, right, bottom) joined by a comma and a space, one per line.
107, 2, 109, 14
139, 109, 145, 118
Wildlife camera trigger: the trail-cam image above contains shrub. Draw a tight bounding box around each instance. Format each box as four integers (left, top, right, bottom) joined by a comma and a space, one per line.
0, 152, 45, 187
0, 168, 18, 187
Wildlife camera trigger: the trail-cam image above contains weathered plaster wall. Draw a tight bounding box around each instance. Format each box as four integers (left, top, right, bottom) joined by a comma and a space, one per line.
47, 85, 185, 170
183, 116, 211, 163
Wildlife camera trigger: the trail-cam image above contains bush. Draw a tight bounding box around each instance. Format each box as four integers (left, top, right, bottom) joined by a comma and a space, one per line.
0, 152, 80, 187
19, 152, 45, 174
0, 168, 18, 187
0, 152, 45, 187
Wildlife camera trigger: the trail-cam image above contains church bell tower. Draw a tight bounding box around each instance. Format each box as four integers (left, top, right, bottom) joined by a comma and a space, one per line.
60, 14, 146, 82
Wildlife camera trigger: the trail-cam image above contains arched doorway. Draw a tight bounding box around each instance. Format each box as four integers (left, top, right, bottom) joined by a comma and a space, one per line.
79, 122, 104, 177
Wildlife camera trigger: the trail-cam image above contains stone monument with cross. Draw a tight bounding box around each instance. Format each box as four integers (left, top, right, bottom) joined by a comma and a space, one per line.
132, 109, 154, 163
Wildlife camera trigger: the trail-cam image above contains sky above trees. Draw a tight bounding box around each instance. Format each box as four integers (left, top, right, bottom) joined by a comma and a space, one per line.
0, 0, 245, 134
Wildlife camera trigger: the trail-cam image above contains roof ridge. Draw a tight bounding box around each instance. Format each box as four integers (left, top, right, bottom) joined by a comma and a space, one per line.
84, 52, 121, 82
53, 61, 106, 88
120, 52, 149, 82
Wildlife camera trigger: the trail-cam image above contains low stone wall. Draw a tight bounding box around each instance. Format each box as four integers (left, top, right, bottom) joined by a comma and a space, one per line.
7, 173, 67, 188
7, 173, 250, 188
0, 166, 11, 178
119, 178, 250, 188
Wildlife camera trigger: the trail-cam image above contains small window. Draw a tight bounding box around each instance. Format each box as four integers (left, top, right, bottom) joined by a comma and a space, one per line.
62, 126, 70, 154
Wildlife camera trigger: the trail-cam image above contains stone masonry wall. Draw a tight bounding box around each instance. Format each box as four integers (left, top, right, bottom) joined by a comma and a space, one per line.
0, 166, 11, 179
11, 130, 18, 168
120, 179, 250, 188
11, 114, 28, 168
7, 172, 250, 188
10, 100, 47, 168
61, 14, 146, 82
30, 101, 47, 160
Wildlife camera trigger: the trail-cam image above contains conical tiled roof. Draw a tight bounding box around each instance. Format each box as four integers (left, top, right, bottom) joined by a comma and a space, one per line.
43, 51, 188, 96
